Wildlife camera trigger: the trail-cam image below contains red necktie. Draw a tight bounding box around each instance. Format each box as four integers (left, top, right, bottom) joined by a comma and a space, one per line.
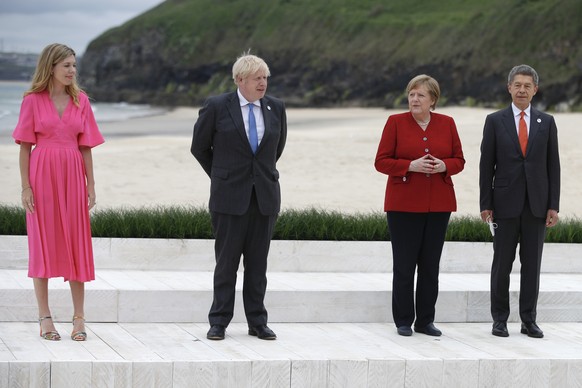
519, 111, 528, 155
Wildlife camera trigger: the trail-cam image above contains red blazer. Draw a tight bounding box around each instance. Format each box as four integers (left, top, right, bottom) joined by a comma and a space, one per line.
375, 111, 465, 212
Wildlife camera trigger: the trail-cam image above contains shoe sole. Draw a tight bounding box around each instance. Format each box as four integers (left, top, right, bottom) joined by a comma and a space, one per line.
492, 331, 509, 337
248, 331, 276, 340
414, 327, 442, 336
207, 335, 225, 340
520, 329, 543, 338
397, 330, 412, 336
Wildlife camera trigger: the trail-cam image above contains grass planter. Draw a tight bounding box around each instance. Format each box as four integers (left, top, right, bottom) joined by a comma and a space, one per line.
0, 204, 580, 242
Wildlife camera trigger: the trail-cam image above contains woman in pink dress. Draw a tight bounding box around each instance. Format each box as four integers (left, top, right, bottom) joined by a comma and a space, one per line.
13, 43, 104, 341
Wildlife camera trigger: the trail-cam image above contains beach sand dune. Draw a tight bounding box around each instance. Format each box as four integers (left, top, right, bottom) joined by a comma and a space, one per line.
1, 107, 581, 218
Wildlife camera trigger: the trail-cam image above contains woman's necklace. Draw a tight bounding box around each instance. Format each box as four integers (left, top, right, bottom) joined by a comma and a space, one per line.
415, 116, 430, 126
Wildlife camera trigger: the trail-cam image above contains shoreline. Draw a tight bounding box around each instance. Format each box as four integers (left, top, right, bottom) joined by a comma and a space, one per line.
1, 106, 581, 218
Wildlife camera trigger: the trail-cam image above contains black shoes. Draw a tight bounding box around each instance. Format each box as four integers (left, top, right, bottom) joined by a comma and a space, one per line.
414, 323, 442, 337
207, 324, 277, 340
492, 321, 544, 338
521, 322, 544, 338
397, 323, 441, 337
248, 324, 277, 340
397, 326, 413, 336
492, 321, 509, 337
207, 324, 225, 340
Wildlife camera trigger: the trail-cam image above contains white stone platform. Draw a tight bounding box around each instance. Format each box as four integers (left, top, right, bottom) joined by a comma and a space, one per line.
1, 236, 582, 387
2, 322, 582, 387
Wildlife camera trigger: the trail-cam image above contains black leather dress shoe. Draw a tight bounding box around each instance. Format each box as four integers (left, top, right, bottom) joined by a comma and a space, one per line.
397, 326, 413, 336
521, 322, 544, 338
414, 323, 442, 336
248, 325, 277, 340
492, 321, 509, 337
207, 324, 225, 340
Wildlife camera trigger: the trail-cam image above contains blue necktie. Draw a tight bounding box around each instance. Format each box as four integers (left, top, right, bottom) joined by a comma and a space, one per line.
248, 103, 258, 153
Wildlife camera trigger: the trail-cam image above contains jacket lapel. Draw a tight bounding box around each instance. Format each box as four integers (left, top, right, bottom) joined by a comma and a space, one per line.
526, 108, 542, 155
225, 92, 248, 145
258, 97, 272, 152
501, 106, 522, 155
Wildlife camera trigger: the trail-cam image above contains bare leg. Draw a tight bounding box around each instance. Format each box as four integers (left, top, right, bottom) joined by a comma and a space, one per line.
33, 278, 58, 337
70, 281, 86, 337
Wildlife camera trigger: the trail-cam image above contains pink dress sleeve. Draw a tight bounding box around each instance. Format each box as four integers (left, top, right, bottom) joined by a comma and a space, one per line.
12, 94, 37, 145
78, 93, 105, 148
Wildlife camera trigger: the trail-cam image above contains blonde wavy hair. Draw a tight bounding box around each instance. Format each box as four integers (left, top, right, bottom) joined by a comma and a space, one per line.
232, 51, 270, 84
25, 43, 84, 107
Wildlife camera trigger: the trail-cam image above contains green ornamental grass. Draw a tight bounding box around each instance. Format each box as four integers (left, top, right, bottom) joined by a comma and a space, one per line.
0, 204, 580, 243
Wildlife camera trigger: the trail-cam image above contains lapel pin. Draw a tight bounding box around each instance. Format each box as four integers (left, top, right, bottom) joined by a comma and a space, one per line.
267, 105, 271, 111
537, 118, 541, 123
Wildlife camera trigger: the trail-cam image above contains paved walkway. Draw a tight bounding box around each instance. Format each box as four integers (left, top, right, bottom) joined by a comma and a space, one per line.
2, 322, 582, 387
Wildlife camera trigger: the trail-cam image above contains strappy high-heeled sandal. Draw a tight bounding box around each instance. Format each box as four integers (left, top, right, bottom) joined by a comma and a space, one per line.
39, 316, 61, 341
71, 316, 87, 341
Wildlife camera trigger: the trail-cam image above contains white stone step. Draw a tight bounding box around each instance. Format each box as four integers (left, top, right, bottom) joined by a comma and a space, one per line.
2, 269, 582, 323
1, 322, 582, 387
2, 236, 582, 273
2, 236, 582, 324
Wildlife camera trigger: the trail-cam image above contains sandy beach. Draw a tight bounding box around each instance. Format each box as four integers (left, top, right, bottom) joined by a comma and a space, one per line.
1, 106, 581, 218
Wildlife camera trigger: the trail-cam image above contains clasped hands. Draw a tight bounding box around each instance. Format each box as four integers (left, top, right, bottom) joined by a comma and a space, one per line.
409, 154, 446, 174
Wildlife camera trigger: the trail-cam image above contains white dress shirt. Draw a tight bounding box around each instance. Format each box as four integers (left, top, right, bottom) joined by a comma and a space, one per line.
511, 103, 531, 136
238, 89, 265, 145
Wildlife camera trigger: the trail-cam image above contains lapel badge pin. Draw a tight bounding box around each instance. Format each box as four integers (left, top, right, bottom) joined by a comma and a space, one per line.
537, 118, 541, 123
267, 105, 271, 111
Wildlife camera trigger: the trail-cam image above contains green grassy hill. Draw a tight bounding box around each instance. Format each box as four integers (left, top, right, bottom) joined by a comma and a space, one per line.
80, 0, 582, 109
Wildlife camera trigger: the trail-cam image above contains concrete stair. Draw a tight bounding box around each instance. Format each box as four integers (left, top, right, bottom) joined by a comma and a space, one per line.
2, 236, 582, 324
1, 236, 582, 387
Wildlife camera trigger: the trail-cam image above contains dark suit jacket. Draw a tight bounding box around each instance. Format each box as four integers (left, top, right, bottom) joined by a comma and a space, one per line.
191, 91, 287, 216
479, 106, 560, 218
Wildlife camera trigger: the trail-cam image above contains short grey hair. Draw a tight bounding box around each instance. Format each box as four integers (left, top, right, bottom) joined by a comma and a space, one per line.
508, 64, 539, 86
406, 74, 441, 110
232, 52, 270, 83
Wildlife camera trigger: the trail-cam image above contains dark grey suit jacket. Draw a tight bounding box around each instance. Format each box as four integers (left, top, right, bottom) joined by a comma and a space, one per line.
191, 91, 287, 216
479, 106, 560, 218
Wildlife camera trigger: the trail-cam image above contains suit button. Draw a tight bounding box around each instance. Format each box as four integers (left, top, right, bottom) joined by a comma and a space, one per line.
402, 176, 407, 182
423, 137, 428, 141
424, 148, 429, 153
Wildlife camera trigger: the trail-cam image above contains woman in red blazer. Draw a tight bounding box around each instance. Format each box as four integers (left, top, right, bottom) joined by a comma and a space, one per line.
375, 75, 465, 337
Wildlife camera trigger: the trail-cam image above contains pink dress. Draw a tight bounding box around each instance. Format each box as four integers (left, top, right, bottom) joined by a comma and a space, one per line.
12, 91, 104, 282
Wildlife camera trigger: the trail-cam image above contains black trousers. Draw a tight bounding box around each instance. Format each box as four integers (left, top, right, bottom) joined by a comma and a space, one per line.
387, 211, 451, 328
491, 198, 546, 323
208, 189, 277, 327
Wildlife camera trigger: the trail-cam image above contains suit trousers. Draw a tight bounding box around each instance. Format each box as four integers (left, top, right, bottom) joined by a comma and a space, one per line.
209, 189, 277, 327
387, 211, 451, 328
491, 197, 546, 323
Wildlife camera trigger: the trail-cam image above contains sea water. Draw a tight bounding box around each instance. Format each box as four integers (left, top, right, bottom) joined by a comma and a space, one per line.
0, 80, 166, 139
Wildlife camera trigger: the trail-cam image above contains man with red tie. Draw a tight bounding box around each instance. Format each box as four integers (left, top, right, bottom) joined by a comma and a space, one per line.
479, 64, 561, 338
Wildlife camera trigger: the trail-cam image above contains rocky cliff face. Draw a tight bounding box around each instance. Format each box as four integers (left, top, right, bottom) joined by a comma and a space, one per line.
79, 0, 582, 110
81, 29, 171, 102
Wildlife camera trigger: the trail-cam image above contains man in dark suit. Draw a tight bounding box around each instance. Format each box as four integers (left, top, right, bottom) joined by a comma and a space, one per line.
191, 53, 287, 340
479, 64, 560, 338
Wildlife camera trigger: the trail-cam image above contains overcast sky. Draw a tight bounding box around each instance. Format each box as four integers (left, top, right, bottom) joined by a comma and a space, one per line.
0, 0, 163, 55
